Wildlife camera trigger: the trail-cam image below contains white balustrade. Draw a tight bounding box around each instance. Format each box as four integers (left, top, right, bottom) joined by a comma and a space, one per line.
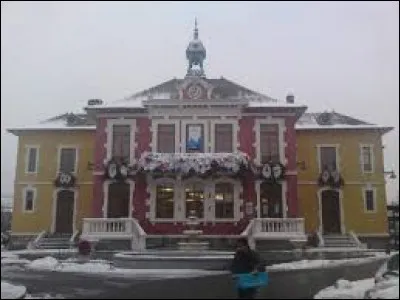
253, 218, 305, 238
81, 217, 146, 250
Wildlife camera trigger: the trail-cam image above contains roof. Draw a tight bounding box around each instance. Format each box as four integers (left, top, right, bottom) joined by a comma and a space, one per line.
296, 111, 393, 133
7, 113, 96, 135
85, 77, 302, 110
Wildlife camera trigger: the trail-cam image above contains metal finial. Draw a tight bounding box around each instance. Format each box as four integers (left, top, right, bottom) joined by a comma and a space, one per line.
194, 17, 198, 39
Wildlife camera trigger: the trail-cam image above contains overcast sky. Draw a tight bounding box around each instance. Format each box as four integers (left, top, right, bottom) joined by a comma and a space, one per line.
1, 1, 398, 202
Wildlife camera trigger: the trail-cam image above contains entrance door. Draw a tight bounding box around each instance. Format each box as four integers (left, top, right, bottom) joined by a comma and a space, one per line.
321, 189, 341, 234
55, 190, 74, 234
184, 182, 205, 219
259, 182, 283, 218
107, 182, 130, 218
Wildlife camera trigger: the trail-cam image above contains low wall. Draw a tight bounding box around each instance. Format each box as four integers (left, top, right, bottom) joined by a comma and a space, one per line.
2, 256, 386, 299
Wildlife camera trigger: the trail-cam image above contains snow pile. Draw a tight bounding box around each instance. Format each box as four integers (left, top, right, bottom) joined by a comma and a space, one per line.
26, 256, 228, 279
367, 277, 399, 299
28, 256, 60, 270
137, 152, 249, 175
314, 278, 374, 299
267, 256, 385, 271
1, 281, 27, 299
314, 277, 399, 299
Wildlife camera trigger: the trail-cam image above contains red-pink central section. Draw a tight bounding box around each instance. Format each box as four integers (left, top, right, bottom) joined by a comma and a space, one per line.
91, 115, 298, 234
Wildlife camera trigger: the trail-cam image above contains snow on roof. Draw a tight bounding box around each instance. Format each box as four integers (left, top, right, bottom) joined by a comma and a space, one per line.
295, 112, 393, 132
247, 100, 307, 108
295, 124, 393, 131
7, 119, 95, 133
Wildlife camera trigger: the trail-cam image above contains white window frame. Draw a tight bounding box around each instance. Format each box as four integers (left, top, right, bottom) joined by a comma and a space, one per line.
211, 177, 242, 222
255, 180, 288, 218
210, 119, 239, 153
360, 144, 375, 174
254, 118, 285, 165
105, 119, 136, 164
24, 145, 40, 174
22, 186, 37, 213
363, 187, 377, 213
57, 145, 79, 175
147, 177, 180, 223
181, 178, 210, 222
151, 119, 180, 153
181, 120, 209, 153
317, 144, 340, 173
102, 180, 135, 219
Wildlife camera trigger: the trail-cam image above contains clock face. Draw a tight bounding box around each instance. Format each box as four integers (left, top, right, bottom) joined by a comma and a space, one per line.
187, 84, 202, 100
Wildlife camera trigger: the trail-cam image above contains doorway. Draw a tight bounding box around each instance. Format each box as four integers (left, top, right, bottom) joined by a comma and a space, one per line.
320, 189, 341, 234
55, 190, 74, 234
107, 182, 130, 218
259, 182, 283, 218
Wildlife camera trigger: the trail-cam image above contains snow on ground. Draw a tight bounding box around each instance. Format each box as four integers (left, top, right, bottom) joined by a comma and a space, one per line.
1, 281, 27, 299
314, 278, 375, 299
266, 255, 387, 271
1, 251, 19, 260
1, 257, 31, 265
25, 293, 64, 299
26, 256, 229, 279
314, 277, 399, 299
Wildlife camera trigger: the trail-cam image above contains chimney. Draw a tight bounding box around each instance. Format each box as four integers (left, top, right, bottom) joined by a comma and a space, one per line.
286, 94, 295, 104
87, 99, 103, 106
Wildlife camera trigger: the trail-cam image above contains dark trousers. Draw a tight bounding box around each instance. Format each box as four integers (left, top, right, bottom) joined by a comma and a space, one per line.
237, 288, 257, 299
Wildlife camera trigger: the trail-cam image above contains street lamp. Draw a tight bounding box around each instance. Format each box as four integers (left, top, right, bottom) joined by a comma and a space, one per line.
384, 170, 397, 179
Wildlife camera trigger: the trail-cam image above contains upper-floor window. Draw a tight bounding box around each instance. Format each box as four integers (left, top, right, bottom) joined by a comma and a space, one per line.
319, 146, 337, 171
364, 188, 376, 213
214, 124, 233, 153
25, 146, 39, 173
361, 145, 374, 173
260, 124, 279, 163
59, 148, 77, 173
157, 124, 175, 153
112, 125, 130, 161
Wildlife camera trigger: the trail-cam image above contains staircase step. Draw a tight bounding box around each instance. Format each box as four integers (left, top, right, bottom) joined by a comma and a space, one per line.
322, 234, 359, 248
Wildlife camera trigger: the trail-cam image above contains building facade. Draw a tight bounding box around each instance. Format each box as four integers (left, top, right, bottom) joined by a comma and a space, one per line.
7, 23, 394, 248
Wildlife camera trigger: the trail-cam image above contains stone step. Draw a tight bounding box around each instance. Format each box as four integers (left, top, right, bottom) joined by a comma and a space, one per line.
36, 243, 71, 249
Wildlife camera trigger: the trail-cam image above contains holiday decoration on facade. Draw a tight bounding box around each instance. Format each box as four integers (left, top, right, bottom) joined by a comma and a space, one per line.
54, 172, 76, 188
104, 158, 138, 181
318, 168, 344, 189
137, 152, 250, 179
260, 162, 286, 183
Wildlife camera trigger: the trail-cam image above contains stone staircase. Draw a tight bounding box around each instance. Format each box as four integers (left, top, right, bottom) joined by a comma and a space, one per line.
35, 233, 74, 249
322, 234, 360, 248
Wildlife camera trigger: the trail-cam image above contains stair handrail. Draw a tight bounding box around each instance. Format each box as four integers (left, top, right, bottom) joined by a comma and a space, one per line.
240, 219, 256, 249
27, 230, 46, 249
349, 231, 365, 248
131, 218, 147, 251
69, 230, 81, 247
317, 231, 325, 247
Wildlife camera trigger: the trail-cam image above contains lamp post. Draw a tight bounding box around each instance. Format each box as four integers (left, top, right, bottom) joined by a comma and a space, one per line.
384, 170, 396, 179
